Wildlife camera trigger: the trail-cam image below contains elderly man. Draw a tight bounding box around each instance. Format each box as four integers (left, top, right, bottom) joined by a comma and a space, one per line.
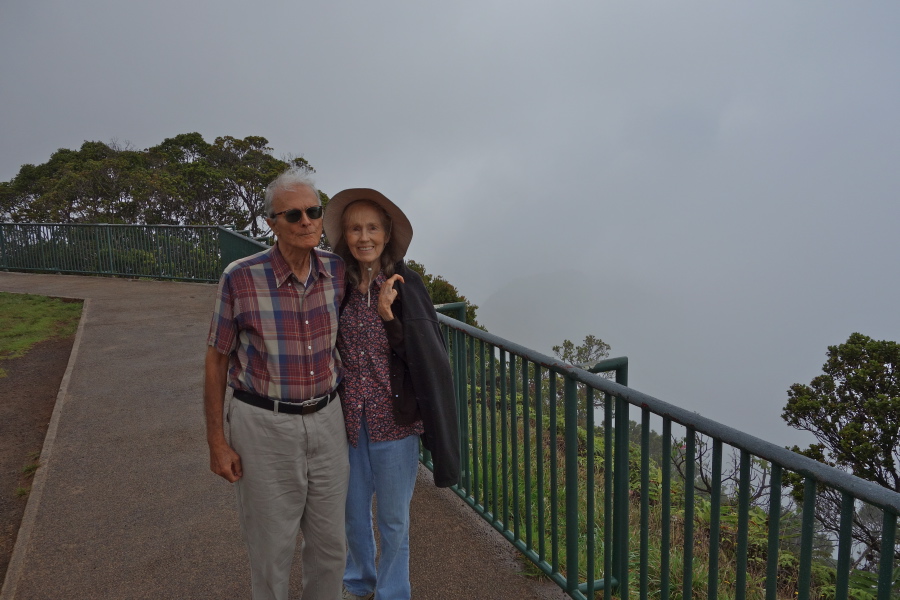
204, 167, 348, 600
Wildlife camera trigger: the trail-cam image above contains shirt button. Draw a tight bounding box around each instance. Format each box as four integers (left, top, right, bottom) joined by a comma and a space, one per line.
308, 346, 312, 350
309, 371, 314, 375
358, 404, 362, 408
305, 320, 309, 324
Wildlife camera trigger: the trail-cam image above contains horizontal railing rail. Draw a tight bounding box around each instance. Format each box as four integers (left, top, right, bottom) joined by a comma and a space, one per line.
433, 312, 900, 600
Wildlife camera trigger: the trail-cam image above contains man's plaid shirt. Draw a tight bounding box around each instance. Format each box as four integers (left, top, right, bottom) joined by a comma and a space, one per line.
207, 244, 346, 401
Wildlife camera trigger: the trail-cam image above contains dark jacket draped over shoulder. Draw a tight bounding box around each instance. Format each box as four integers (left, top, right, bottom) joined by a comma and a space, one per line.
380, 261, 460, 488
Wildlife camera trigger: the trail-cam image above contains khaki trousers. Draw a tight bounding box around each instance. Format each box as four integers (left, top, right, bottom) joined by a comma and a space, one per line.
229, 395, 349, 600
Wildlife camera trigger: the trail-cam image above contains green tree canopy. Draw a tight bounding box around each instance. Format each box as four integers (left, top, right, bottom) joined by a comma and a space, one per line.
782, 332, 900, 568
783, 332, 900, 491
547, 334, 613, 425
405, 259, 481, 327
552, 334, 611, 368
0, 133, 313, 236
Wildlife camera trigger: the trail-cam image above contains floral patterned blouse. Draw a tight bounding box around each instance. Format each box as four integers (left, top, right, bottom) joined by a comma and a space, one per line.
338, 271, 424, 447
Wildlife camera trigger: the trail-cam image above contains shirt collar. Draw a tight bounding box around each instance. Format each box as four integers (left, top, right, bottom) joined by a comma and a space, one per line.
271, 244, 333, 288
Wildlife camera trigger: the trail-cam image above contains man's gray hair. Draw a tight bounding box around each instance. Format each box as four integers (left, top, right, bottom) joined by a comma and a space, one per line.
264, 167, 319, 217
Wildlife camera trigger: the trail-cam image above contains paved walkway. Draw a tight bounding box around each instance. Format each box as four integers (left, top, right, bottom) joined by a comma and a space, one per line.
0, 272, 568, 600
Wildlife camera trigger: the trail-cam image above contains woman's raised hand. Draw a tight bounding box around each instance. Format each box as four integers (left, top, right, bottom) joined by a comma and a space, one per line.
378, 274, 405, 321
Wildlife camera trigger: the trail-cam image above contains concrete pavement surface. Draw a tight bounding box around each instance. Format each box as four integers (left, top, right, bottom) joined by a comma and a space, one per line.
0, 272, 569, 600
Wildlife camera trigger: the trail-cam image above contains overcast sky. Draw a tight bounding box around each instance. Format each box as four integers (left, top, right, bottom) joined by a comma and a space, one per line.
3, 1, 899, 448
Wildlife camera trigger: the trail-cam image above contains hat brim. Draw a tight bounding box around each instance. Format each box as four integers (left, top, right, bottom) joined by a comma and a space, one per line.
323, 188, 413, 258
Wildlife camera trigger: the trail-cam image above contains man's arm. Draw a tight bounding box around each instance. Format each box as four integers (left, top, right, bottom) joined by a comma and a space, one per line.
204, 345, 242, 482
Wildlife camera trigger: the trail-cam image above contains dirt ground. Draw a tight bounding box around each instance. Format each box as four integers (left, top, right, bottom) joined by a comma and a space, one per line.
0, 336, 75, 584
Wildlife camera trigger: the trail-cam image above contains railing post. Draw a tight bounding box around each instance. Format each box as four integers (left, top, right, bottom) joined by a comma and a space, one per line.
585, 357, 629, 597
434, 301, 466, 325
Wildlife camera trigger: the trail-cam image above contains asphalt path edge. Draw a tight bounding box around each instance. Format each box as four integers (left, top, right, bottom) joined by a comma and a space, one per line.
0, 297, 90, 600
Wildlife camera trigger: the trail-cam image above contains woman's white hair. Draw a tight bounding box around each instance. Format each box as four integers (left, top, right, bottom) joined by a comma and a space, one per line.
264, 167, 318, 217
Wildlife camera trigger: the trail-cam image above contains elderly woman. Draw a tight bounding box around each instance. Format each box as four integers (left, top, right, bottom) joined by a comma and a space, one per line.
323, 189, 459, 600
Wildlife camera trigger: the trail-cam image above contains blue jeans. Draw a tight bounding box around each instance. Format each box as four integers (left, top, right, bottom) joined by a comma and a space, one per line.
344, 420, 419, 600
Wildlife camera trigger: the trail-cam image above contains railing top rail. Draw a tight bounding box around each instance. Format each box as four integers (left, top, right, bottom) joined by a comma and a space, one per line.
437, 313, 900, 514
1, 222, 220, 229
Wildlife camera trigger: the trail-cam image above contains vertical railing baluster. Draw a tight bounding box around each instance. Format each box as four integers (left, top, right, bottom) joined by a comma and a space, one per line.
586, 387, 596, 599
523, 360, 533, 551
604, 393, 614, 600
660, 418, 671, 600
708, 439, 723, 600
876, 509, 896, 600
564, 376, 579, 594
549, 373, 559, 574
834, 492, 854, 600
536, 365, 545, 563
490, 346, 498, 523
105, 224, 114, 274
683, 430, 696, 599
472, 340, 487, 510
500, 350, 509, 530
0, 223, 7, 269
614, 395, 629, 599
797, 477, 817, 600
464, 335, 475, 494
765, 464, 782, 600
736, 450, 751, 600
454, 326, 466, 489
510, 354, 520, 542
94, 225, 102, 274
640, 408, 650, 600
164, 225, 172, 277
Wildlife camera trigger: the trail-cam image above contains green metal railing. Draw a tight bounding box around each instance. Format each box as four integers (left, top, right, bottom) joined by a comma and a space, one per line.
432, 310, 900, 600
3, 224, 898, 598
0, 223, 267, 282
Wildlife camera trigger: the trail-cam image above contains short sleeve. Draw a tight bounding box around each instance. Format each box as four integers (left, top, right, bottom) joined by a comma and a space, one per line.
207, 271, 238, 355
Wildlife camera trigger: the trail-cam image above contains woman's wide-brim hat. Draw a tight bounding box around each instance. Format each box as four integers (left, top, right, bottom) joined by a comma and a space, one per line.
323, 188, 413, 258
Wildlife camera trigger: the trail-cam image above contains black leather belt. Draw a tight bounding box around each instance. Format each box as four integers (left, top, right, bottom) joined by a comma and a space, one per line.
232, 389, 337, 415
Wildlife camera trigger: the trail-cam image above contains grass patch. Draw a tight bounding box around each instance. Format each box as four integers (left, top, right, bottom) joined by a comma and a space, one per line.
15, 487, 29, 498
0, 292, 82, 377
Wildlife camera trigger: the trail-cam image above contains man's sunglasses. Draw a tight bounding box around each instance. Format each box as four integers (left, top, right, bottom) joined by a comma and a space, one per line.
271, 206, 324, 222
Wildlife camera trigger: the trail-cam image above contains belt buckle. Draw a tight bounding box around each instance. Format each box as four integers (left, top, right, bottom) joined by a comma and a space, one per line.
298, 395, 324, 408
